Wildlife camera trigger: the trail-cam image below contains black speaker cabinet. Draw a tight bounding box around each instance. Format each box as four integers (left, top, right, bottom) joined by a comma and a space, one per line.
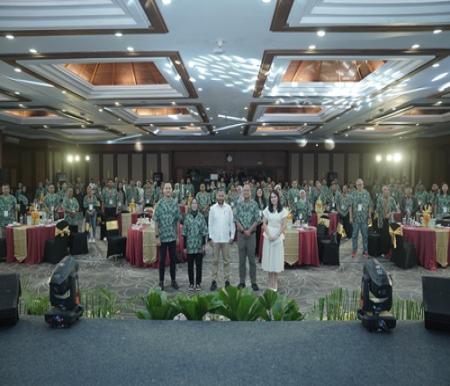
422, 276, 450, 332
0, 273, 21, 325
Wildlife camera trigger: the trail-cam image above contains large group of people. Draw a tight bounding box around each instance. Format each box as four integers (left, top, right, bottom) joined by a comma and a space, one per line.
0, 173, 449, 291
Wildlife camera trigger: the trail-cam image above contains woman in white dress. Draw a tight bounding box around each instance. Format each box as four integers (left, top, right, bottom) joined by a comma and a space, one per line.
262, 190, 289, 291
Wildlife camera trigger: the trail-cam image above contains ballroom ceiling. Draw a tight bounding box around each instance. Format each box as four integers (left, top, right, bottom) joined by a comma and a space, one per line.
0, 0, 449, 144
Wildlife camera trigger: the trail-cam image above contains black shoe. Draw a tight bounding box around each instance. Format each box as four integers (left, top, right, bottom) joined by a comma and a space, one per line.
210, 280, 217, 291
237, 283, 246, 289
251, 283, 259, 291
159, 281, 164, 291
171, 280, 179, 290
224, 280, 230, 288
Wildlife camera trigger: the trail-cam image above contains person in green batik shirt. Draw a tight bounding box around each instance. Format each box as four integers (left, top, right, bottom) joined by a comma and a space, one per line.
16, 186, 29, 219
336, 184, 353, 239
185, 178, 195, 199
196, 183, 211, 218
414, 183, 428, 211
287, 180, 300, 211
209, 181, 218, 204
226, 184, 240, 209
234, 184, 261, 291
274, 185, 287, 207
435, 183, 450, 219
375, 186, 397, 257
58, 182, 67, 203
142, 181, 153, 207
125, 180, 138, 205
102, 179, 118, 219
35, 181, 46, 201
0, 184, 18, 228
293, 189, 311, 223
151, 181, 161, 205
44, 184, 61, 219
153, 182, 181, 291
84, 185, 100, 242
349, 178, 372, 258
63, 187, 80, 230
172, 182, 181, 204
429, 183, 440, 207
182, 198, 208, 291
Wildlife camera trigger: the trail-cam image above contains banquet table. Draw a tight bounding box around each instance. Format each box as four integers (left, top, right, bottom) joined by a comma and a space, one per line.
258, 226, 319, 267
309, 212, 338, 235
402, 226, 450, 270
118, 212, 140, 236
126, 224, 186, 268
5, 224, 56, 264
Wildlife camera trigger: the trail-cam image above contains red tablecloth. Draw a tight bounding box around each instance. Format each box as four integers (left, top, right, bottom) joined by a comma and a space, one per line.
6, 225, 55, 264
402, 226, 450, 271
126, 224, 186, 268
309, 212, 338, 235
258, 227, 319, 267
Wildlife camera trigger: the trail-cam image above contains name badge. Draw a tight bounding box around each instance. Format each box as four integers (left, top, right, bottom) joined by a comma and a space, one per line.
444, 207, 448, 213
51, 206, 54, 212
357, 204, 362, 212
341, 204, 345, 211
299, 213, 303, 220
294, 197, 298, 203
109, 199, 113, 205
3, 210, 8, 217
146, 199, 150, 204
89, 204, 93, 211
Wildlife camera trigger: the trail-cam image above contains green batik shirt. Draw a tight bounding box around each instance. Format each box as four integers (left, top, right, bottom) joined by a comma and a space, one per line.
17, 193, 28, 206
287, 188, 300, 208
143, 188, 153, 206
235, 199, 260, 230
182, 212, 208, 254
350, 189, 372, 223
336, 192, 352, 217
415, 191, 428, 207
83, 195, 100, 210
35, 187, 45, 200
185, 183, 195, 198
210, 189, 217, 204
428, 191, 439, 206
196, 192, 211, 211
263, 187, 271, 201
63, 197, 80, 225
391, 189, 402, 206
152, 185, 161, 204
293, 199, 311, 222
126, 186, 138, 203
44, 193, 60, 211
102, 187, 117, 208
153, 197, 180, 243
0, 194, 17, 226
58, 189, 66, 202
172, 188, 181, 204
436, 194, 450, 217
375, 196, 397, 228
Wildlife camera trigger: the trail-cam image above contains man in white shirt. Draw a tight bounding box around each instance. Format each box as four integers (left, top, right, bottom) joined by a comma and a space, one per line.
208, 190, 235, 291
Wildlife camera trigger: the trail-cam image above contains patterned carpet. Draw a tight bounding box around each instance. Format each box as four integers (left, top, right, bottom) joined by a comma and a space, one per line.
1, 236, 450, 316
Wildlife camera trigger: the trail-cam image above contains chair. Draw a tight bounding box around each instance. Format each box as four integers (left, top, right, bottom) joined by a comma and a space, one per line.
389, 223, 418, 269
70, 232, 89, 255
105, 219, 126, 259
0, 237, 7, 262
368, 229, 381, 257
44, 237, 68, 264
319, 238, 340, 265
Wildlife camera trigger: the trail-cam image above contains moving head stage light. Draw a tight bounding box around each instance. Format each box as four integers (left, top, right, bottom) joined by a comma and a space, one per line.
45, 256, 83, 328
357, 259, 396, 332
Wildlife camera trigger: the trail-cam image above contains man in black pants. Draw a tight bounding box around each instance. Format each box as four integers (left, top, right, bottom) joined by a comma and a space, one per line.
154, 182, 181, 290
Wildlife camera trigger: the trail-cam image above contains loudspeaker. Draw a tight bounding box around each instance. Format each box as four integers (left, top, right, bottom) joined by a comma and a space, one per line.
422, 276, 450, 331
0, 273, 21, 325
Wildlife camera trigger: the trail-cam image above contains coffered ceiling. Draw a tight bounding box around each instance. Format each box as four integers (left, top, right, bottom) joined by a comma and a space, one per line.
0, 0, 449, 144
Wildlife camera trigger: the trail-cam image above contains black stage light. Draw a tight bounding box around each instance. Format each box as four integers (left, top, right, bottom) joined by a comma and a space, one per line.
357, 259, 396, 332
45, 256, 83, 328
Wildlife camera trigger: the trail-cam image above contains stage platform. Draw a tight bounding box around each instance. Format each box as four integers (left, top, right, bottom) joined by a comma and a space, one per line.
1, 317, 449, 386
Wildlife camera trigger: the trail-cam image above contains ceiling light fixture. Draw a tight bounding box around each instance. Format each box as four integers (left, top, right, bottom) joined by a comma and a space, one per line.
43, 125, 48, 129
14, 91, 20, 95
365, 126, 375, 131
162, 0, 172, 4
18, 103, 25, 108
189, 77, 196, 82
5, 34, 14, 40
14, 68, 22, 73
317, 30, 326, 37
29, 48, 38, 54
85, 155, 90, 161
308, 44, 316, 50
393, 153, 402, 162
386, 154, 393, 162
114, 32, 123, 37
432, 72, 448, 82
198, 87, 203, 91
98, 108, 103, 112
61, 90, 66, 94
433, 29, 442, 34
262, 0, 272, 3
375, 154, 382, 163
171, 101, 176, 105
114, 101, 121, 106
432, 63, 440, 68
127, 46, 134, 52
411, 44, 420, 49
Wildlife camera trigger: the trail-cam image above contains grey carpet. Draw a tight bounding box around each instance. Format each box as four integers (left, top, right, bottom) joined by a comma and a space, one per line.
1, 236, 450, 314
1, 318, 449, 386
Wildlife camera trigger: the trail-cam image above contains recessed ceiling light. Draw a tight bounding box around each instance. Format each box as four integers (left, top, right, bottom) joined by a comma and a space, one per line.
317, 30, 326, 37
61, 90, 66, 94
262, 0, 271, 3
43, 125, 48, 129
171, 101, 176, 105
315, 143, 319, 147
198, 87, 203, 91
433, 29, 442, 34
18, 103, 25, 108
162, 0, 172, 4
432, 72, 448, 82
345, 133, 349, 137
308, 44, 316, 50
411, 44, 420, 49
392, 107, 396, 111
365, 126, 375, 131
435, 100, 443, 105
14, 68, 22, 73
127, 46, 134, 52
114, 32, 123, 37
206, 107, 210, 111
114, 101, 120, 106
29, 48, 38, 54
432, 63, 440, 68
117, 118, 122, 121
416, 123, 420, 126
174, 60, 181, 65
14, 91, 20, 95
5, 34, 14, 40
98, 108, 103, 112
244, 107, 248, 110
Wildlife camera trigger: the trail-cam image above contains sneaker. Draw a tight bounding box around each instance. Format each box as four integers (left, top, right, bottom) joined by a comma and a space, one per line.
159, 281, 164, 291
195, 284, 202, 291
237, 283, 246, 289
351, 251, 356, 258
251, 283, 259, 291
224, 280, 231, 288
363, 252, 369, 258
171, 281, 179, 290
210, 280, 217, 291
188, 284, 195, 292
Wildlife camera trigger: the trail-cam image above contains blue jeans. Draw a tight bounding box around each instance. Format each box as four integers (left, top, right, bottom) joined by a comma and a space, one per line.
86, 210, 97, 238
352, 220, 368, 253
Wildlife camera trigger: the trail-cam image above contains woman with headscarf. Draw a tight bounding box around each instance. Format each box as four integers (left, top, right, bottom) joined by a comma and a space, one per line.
293, 189, 311, 224
182, 198, 208, 291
